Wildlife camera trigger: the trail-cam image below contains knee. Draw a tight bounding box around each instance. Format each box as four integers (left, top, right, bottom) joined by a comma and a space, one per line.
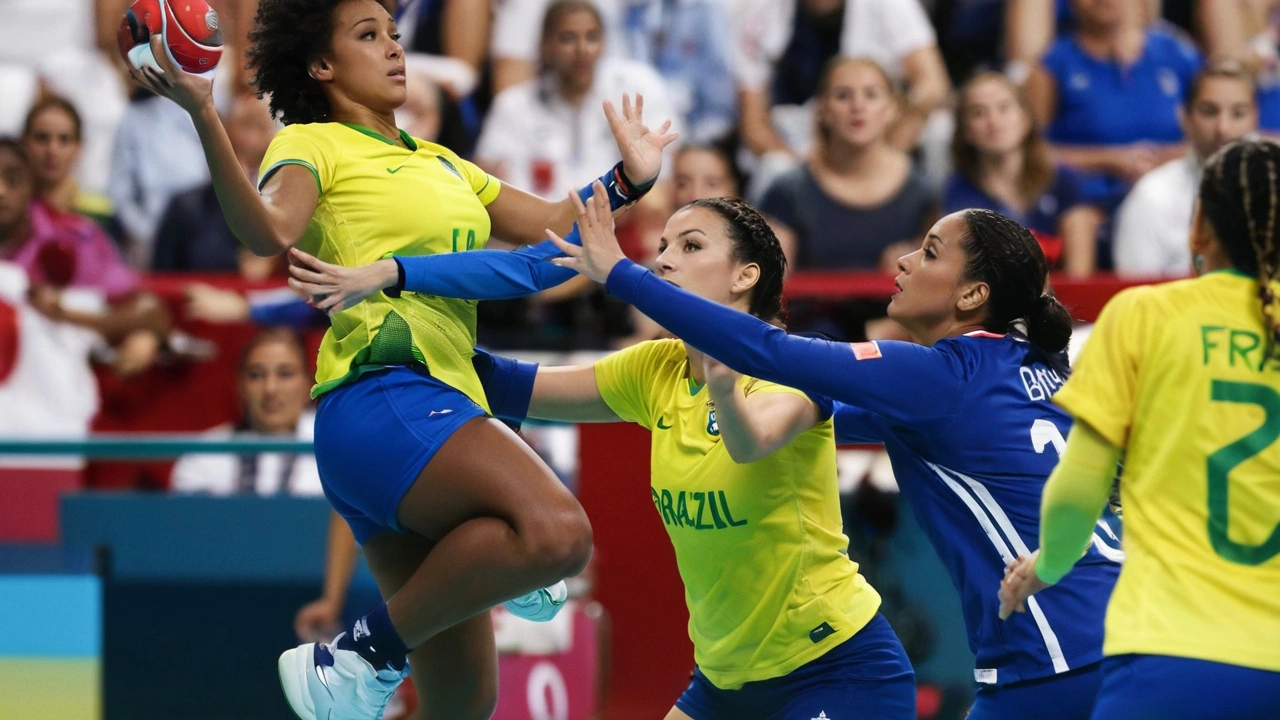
525, 504, 593, 578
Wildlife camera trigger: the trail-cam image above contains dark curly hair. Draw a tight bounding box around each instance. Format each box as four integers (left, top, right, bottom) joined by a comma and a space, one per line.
246, 0, 363, 124
685, 197, 788, 324
959, 209, 1073, 355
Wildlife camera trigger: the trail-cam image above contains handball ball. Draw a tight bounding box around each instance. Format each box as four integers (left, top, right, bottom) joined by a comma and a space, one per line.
117, 0, 223, 75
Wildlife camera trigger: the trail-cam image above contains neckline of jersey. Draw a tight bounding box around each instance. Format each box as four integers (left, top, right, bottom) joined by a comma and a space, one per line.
338, 122, 418, 151
1204, 268, 1252, 280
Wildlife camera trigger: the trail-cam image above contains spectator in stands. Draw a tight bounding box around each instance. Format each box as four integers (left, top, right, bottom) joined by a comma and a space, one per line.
152, 94, 279, 275
1200, 0, 1280, 134
758, 57, 935, 272
21, 96, 117, 236
108, 86, 211, 268
1114, 62, 1260, 277
0, 138, 168, 376
947, 72, 1101, 277
1003, 0, 1160, 80
1023, 0, 1201, 215
476, 0, 677, 204
734, 0, 949, 177
170, 328, 322, 496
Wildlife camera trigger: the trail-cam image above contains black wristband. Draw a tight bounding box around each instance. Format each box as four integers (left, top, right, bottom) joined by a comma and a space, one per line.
384, 257, 407, 298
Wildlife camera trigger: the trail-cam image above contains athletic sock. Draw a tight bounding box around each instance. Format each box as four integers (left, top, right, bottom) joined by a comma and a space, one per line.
336, 601, 410, 672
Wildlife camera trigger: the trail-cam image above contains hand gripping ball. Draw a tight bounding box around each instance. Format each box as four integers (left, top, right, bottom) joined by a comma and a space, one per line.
117, 0, 223, 75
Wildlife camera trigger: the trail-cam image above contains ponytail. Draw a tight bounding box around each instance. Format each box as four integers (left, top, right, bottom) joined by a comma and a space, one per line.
1026, 293, 1073, 354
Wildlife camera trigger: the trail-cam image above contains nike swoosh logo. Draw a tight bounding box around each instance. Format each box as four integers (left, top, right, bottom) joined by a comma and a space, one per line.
656, 416, 673, 430
314, 663, 331, 692
386, 167, 403, 174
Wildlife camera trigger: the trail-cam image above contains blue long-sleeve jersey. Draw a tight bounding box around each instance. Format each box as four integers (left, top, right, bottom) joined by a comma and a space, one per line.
606, 259, 1121, 687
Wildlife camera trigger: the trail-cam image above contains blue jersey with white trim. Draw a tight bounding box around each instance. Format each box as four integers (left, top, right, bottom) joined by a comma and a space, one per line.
604, 259, 1121, 689
834, 332, 1120, 687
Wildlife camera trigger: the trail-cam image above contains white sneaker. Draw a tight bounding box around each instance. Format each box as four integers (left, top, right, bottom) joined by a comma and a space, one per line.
278, 633, 407, 720
503, 580, 569, 622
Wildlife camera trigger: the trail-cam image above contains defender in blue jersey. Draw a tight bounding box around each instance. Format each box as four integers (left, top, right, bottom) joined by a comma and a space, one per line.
547, 197, 1122, 719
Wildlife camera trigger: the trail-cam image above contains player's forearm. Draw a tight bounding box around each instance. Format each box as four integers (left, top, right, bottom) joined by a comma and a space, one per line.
706, 380, 789, 463
191, 103, 295, 256
1036, 422, 1121, 583
395, 227, 581, 299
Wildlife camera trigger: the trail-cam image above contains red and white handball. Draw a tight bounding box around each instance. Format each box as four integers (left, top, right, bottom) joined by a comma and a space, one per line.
117, 0, 223, 75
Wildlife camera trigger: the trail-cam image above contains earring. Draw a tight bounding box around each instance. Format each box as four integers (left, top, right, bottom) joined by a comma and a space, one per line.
1193, 254, 1205, 275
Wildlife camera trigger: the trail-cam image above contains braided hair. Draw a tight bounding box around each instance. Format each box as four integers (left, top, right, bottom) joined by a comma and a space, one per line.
959, 209, 1073, 356
685, 198, 788, 324
1199, 138, 1280, 367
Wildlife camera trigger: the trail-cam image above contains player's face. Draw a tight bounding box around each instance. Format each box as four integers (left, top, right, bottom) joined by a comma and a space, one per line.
888, 213, 974, 337
653, 207, 753, 311
323, 0, 407, 113
0, 149, 33, 231
961, 77, 1030, 157
543, 10, 603, 93
673, 149, 737, 208
240, 340, 311, 435
817, 62, 897, 149
1186, 77, 1257, 162
22, 108, 80, 189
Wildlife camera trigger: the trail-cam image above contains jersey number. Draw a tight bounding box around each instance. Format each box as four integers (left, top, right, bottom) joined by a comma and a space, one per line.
1206, 380, 1280, 566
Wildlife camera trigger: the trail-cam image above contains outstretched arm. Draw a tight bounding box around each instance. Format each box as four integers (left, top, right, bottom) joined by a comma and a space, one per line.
547, 184, 968, 427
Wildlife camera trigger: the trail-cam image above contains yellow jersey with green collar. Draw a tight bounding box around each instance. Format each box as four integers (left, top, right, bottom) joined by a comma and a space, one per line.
1054, 270, 1280, 672
258, 122, 500, 407
593, 339, 880, 689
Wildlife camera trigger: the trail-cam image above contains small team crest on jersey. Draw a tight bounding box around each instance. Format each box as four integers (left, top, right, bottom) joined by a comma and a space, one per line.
706, 408, 720, 436
850, 341, 882, 361
437, 156, 463, 180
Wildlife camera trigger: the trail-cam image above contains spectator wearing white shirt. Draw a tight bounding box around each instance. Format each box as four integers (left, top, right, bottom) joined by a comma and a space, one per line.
1113, 62, 1259, 277
171, 329, 322, 497
734, 0, 950, 172
476, 0, 678, 203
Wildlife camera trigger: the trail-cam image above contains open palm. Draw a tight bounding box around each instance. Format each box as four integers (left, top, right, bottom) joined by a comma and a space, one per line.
606, 94, 679, 187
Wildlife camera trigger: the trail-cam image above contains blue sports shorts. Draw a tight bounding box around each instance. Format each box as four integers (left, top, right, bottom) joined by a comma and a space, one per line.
967, 661, 1103, 720
313, 366, 488, 544
1090, 654, 1280, 720
674, 613, 916, 720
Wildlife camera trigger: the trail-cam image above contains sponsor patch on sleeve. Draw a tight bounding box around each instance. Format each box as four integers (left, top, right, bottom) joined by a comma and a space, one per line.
850, 341, 882, 361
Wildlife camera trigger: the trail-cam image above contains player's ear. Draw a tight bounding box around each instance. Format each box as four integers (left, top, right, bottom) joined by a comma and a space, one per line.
957, 280, 989, 314
308, 56, 333, 82
732, 262, 760, 295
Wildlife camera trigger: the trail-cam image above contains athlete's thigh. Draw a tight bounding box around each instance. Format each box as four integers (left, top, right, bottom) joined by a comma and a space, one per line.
968, 665, 1102, 720
397, 415, 584, 541
361, 531, 498, 717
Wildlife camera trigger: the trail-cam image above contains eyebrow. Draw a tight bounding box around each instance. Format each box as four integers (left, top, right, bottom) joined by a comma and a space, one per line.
352, 17, 378, 29
928, 233, 945, 246
678, 229, 707, 238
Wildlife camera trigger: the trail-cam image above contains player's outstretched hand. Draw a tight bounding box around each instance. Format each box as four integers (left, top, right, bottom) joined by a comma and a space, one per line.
287, 248, 399, 314
128, 34, 215, 116
549, 181, 627, 284
998, 550, 1051, 620
605, 93, 679, 189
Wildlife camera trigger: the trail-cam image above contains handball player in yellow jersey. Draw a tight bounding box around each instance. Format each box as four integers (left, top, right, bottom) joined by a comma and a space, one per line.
127, 0, 677, 717
1001, 138, 1280, 719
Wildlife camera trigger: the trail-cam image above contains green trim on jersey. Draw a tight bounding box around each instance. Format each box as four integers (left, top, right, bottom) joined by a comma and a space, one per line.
339, 122, 418, 151
258, 159, 323, 196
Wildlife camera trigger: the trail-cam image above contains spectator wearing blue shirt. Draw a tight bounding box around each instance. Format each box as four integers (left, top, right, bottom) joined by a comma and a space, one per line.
947, 72, 1100, 276
1024, 0, 1200, 213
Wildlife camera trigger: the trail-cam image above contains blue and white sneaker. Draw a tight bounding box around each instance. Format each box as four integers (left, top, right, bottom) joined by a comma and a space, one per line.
278, 633, 407, 720
502, 580, 569, 622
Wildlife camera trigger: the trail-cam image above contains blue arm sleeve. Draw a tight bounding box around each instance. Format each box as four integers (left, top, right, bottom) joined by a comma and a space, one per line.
248, 294, 328, 328
395, 227, 582, 300
832, 401, 887, 444
605, 260, 969, 427
471, 347, 538, 426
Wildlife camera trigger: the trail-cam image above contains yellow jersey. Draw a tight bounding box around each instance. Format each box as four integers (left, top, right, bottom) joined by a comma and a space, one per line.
258, 122, 500, 407
594, 339, 880, 689
1054, 270, 1280, 672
